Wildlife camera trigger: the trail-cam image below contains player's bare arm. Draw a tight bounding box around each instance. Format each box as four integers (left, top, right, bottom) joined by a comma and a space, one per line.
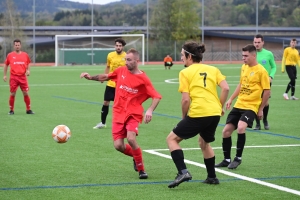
80, 73, 109, 82
218, 80, 230, 115
3, 64, 8, 82
26, 65, 30, 76
181, 92, 190, 119
104, 65, 110, 74
257, 89, 270, 120
144, 98, 161, 124
226, 83, 241, 110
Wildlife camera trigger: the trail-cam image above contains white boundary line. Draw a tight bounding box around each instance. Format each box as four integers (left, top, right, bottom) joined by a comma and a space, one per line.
144, 144, 300, 196
151, 144, 300, 151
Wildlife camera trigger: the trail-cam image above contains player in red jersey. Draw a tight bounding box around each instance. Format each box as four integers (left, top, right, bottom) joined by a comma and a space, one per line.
3, 39, 34, 115
80, 48, 162, 179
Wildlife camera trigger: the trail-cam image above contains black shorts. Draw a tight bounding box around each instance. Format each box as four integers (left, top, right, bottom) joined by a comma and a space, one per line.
164, 62, 173, 67
286, 65, 297, 80
226, 108, 256, 129
173, 115, 220, 143
104, 86, 115, 101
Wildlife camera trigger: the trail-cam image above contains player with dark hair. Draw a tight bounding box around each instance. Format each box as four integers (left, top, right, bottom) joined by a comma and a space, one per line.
81, 48, 162, 179
93, 38, 127, 129
253, 34, 276, 130
167, 41, 229, 188
164, 54, 173, 69
282, 38, 300, 100
215, 44, 270, 170
3, 39, 34, 115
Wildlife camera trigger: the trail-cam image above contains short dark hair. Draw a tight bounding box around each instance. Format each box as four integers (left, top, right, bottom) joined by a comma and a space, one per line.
254, 34, 264, 41
13, 39, 21, 44
291, 38, 297, 42
182, 41, 205, 62
242, 44, 257, 53
127, 48, 139, 59
115, 38, 126, 46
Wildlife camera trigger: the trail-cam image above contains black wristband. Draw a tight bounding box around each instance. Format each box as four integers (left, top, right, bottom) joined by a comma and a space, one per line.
269, 76, 273, 79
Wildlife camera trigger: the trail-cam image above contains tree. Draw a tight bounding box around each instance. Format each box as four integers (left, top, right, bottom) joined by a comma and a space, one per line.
171, 0, 201, 41
150, 0, 200, 41
292, 7, 300, 27
0, 0, 31, 61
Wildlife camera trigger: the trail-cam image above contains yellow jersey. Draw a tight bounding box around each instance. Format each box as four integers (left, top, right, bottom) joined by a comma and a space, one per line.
234, 64, 270, 113
178, 63, 226, 117
281, 47, 300, 72
106, 51, 126, 87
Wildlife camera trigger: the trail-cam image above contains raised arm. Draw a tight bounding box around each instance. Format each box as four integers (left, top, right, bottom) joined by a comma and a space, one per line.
80, 72, 109, 82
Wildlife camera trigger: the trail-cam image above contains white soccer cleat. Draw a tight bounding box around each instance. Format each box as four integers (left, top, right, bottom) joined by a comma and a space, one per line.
93, 122, 106, 129
291, 96, 299, 100
283, 93, 289, 100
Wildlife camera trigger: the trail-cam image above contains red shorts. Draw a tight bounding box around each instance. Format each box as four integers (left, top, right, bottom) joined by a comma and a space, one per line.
112, 116, 139, 141
9, 74, 29, 93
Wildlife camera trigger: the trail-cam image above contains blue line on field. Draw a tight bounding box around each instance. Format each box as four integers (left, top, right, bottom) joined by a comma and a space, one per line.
52, 96, 300, 140
1, 176, 299, 191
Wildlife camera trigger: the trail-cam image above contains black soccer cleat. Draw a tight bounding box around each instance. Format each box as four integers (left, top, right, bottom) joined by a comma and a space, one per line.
139, 171, 148, 179
263, 120, 270, 130
168, 172, 192, 188
253, 124, 261, 130
202, 177, 220, 184
215, 159, 230, 167
8, 110, 14, 115
26, 110, 34, 114
228, 157, 242, 169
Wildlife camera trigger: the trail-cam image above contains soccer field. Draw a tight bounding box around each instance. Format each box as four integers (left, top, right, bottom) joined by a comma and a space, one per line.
0, 64, 300, 199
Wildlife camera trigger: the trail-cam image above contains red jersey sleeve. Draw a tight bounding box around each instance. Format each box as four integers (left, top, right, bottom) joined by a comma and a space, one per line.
4, 53, 11, 65
108, 66, 122, 82
144, 76, 162, 99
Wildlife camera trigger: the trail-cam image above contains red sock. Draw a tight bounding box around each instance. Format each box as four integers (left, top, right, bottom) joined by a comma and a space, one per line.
24, 95, 31, 111
9, 95, 15, 111
123, 144, 133, 157
132, 147, 144, 171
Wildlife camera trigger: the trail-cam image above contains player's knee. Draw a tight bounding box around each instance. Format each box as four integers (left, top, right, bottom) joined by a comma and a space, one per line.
199, 138, 208, 150
222, 126, 233, 138
113, 142, 124, 152
291, 79, 296, 85
236, 126, 247, 134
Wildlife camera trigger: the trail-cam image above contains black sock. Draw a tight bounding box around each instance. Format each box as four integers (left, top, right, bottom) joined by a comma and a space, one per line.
101, 105, 109, 124
171, 149, 187, 174
285, 83, 291, 94
263, 105, 269, 122
236, 133, 246, 158
222, 137, 232, 160
204, 156, 216, 178
291, 84, 296, 96
255, 116, 260, 125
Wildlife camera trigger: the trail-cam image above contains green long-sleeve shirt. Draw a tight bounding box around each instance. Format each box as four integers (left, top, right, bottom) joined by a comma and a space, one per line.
257, 48, 277, 79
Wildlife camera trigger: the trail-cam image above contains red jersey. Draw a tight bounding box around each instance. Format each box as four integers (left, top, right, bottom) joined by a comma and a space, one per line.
108, 66, 162, 123
5, 51, 31, 76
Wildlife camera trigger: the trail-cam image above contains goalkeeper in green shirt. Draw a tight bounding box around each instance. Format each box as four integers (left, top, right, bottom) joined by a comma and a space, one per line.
253, 34, 277, 130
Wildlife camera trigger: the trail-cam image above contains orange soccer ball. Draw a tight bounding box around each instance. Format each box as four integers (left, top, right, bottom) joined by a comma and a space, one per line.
52, 125, 71, 143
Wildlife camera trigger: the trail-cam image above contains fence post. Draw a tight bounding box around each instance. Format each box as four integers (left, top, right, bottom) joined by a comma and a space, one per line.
229, 40, 232, 63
